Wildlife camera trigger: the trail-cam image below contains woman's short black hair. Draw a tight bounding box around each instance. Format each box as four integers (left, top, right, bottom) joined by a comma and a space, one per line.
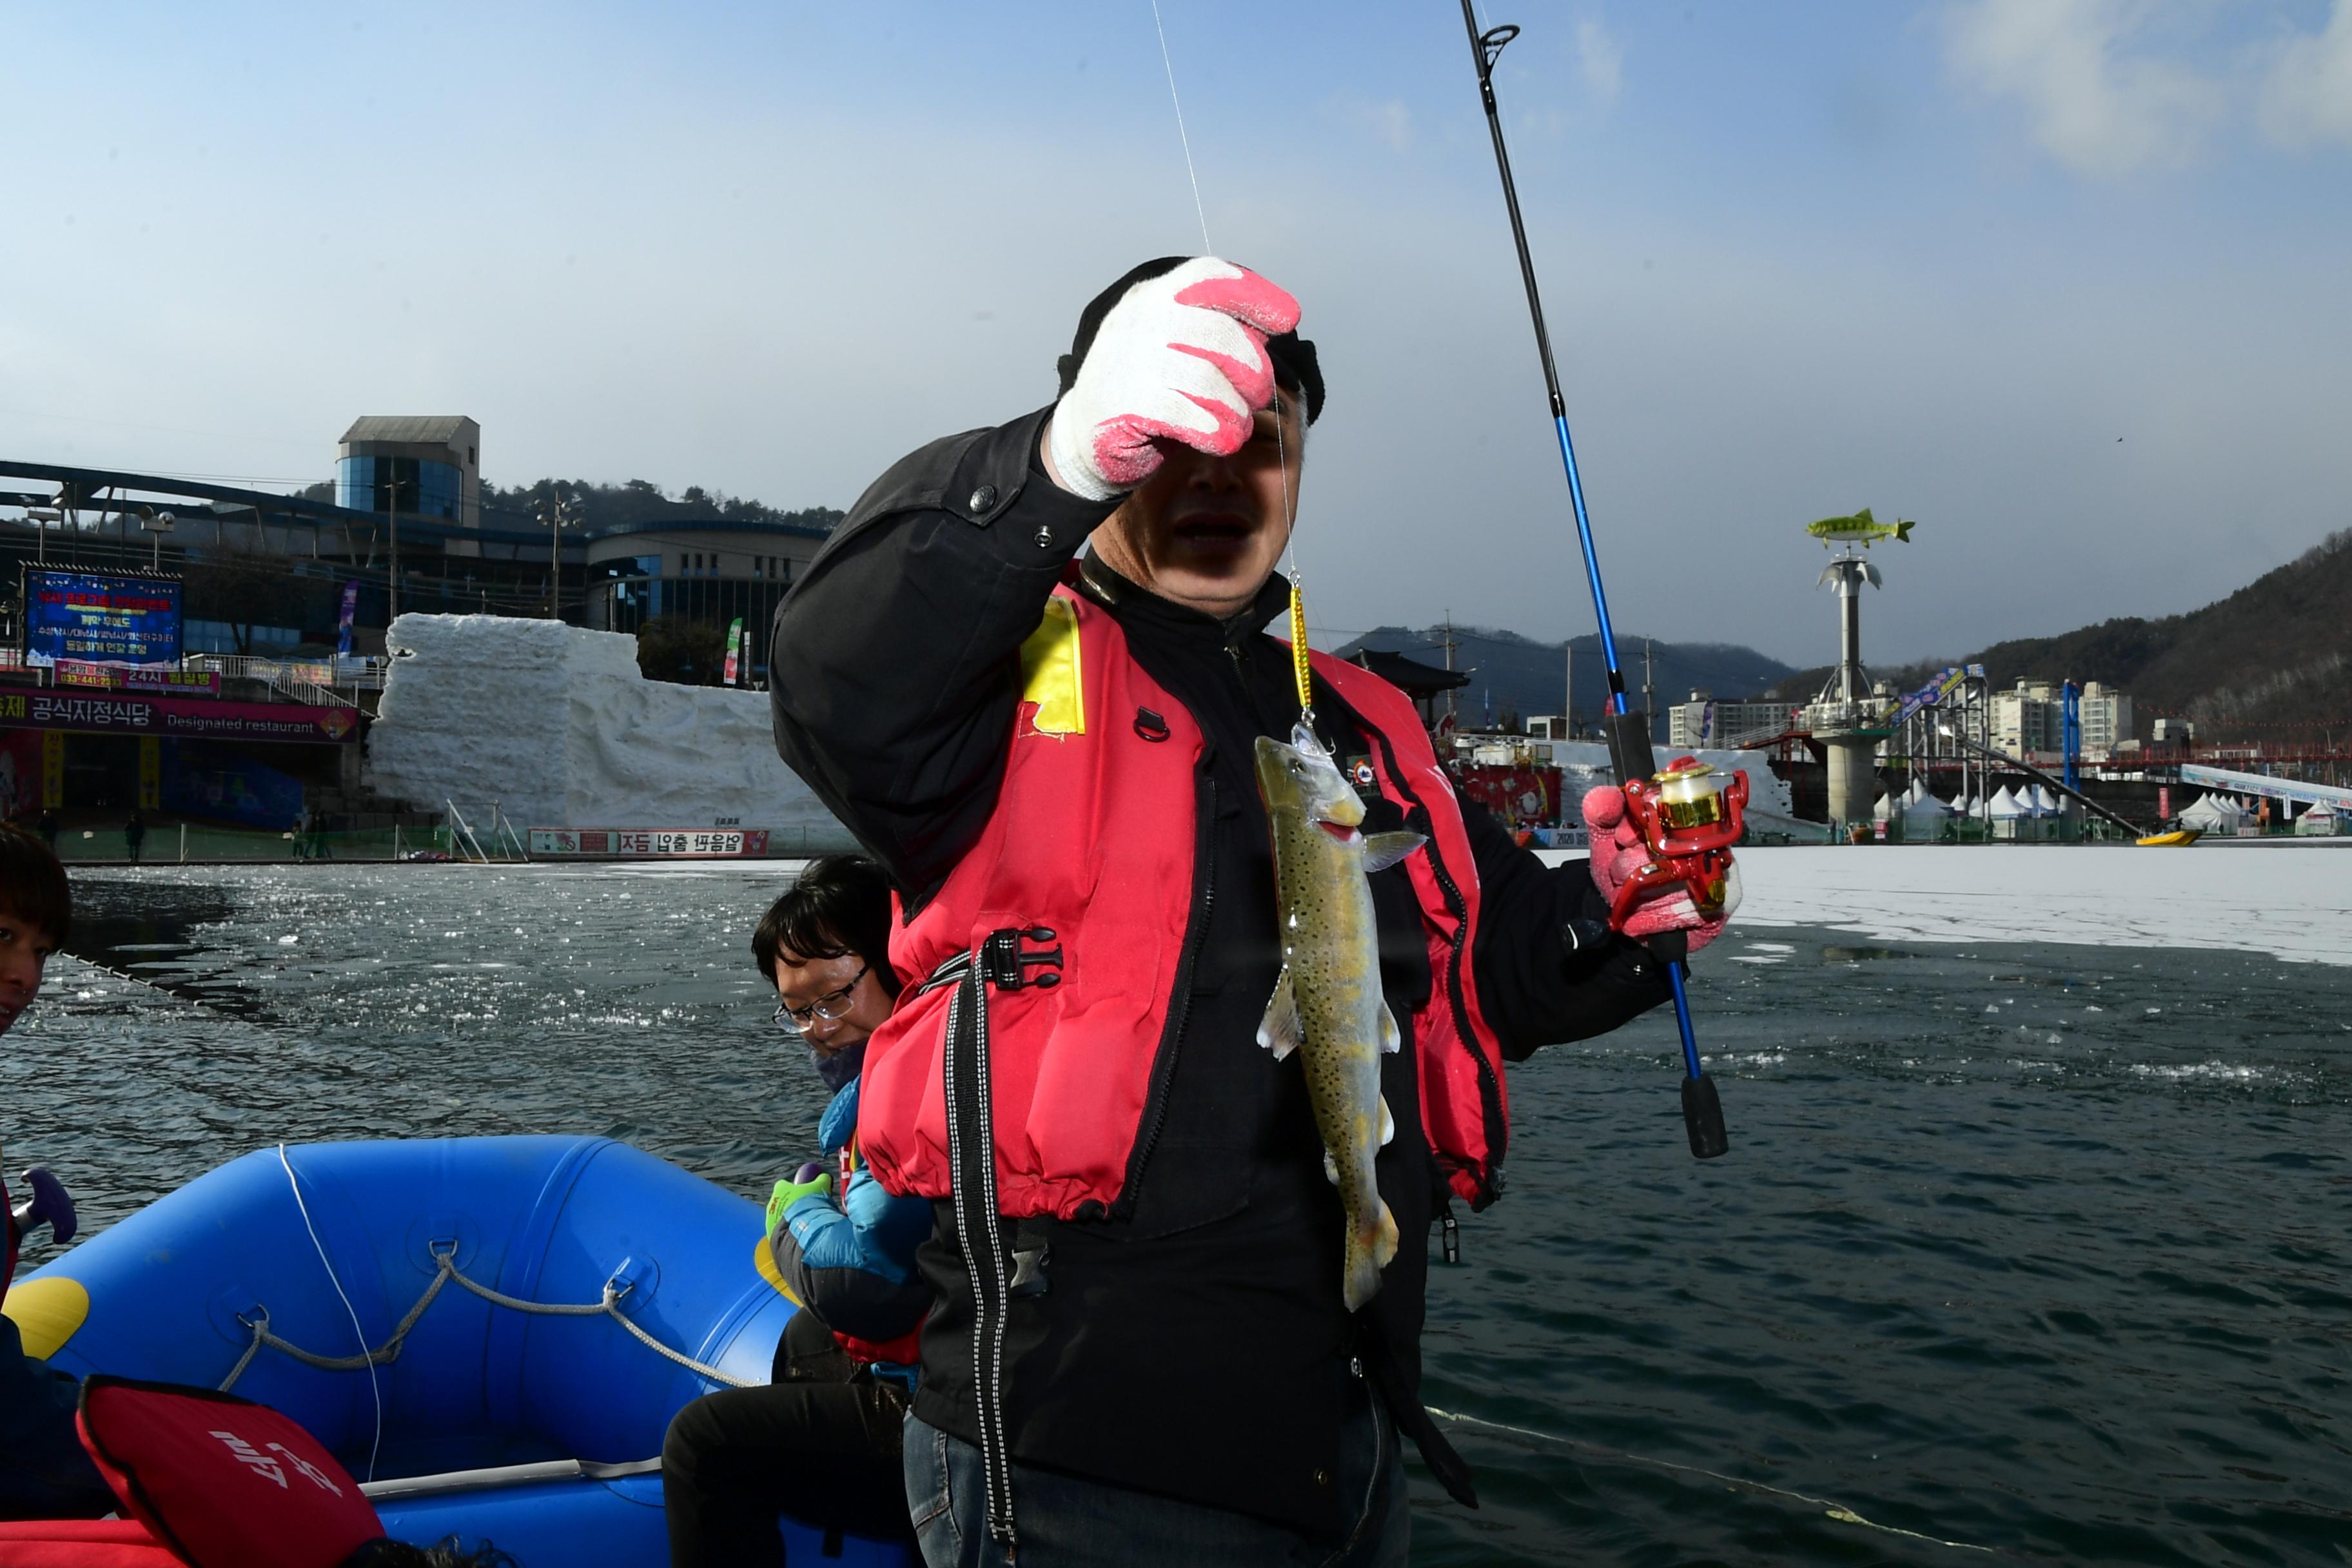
751, 854, 899, 998
0, 823, 70, 945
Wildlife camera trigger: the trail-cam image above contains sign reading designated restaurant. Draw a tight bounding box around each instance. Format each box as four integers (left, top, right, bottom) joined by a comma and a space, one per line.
0, 689, 358, 743
526, 828, 772, 859
20, 568, 183, 667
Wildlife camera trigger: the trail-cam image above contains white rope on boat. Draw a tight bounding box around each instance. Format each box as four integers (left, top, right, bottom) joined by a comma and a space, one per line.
280, 1144, 386, 1480
221, 1240, 755, 1396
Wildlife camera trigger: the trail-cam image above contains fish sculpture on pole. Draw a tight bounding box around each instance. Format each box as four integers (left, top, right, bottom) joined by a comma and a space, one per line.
1805, 507, 1915, 547
1255, 721, 1426, 1311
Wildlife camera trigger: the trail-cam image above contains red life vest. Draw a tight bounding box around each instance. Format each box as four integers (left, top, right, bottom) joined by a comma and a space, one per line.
73, 1376, 387, 1568
858, 583, 1511, 1215
0, 1518, 181, 1568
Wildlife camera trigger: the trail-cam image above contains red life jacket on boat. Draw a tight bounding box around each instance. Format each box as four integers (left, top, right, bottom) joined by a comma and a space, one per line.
857, 582, 1511, 1215
0, 1517, 181, 1568
75, 1377, 386, 1568
0, 1377, 391, 1568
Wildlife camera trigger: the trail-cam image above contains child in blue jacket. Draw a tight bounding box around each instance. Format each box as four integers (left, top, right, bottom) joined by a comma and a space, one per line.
663, 856, 932, 1567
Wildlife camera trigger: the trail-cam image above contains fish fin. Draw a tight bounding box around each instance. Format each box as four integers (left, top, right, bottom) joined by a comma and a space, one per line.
1362, 832, 1425, 874
1378, 1096, 1394, 1147
1257, 968, 1302, 1061
1342, 1198, 1402, 1311
1378, 1003, 1402, 1055
1323, 1148, 1340, 1186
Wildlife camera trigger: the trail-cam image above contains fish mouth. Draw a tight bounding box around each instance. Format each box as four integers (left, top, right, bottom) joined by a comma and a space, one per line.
1316, 819, 1361, 844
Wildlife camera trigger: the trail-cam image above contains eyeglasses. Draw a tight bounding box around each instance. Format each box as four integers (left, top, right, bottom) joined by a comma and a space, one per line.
772, 963, 870, 1034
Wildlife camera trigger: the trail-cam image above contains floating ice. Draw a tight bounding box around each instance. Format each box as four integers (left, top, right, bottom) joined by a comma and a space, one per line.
1533, 843, 2352, 966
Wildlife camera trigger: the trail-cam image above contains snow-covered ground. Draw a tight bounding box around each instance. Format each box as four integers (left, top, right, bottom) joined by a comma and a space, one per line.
366, 614, 853, 847
1542, 842, 2352, 966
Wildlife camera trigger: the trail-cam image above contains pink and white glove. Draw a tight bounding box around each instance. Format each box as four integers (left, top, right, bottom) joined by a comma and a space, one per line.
1580, 785, 1739, 954
1045, 257, 1301, 502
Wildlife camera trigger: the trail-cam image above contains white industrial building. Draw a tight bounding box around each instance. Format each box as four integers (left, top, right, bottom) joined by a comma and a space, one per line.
1991, 678, 2133, 763
1667, 691, 1798, 749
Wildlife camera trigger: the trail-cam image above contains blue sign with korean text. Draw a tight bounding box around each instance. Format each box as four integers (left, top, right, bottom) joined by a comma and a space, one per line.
21, 569, 184, 666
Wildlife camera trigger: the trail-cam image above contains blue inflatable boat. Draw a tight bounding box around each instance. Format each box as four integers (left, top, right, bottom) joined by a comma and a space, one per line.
3, 1135, 917, 1566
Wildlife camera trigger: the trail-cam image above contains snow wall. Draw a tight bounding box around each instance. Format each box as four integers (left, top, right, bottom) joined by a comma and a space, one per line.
365, 614, 855, 849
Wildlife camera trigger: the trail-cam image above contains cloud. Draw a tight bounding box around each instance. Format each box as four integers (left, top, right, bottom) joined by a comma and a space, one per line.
1577, 18, 1624, 108
1943, 0, 2224, 175
2259, 0, 2352, 148
1336, 94, 1413, 152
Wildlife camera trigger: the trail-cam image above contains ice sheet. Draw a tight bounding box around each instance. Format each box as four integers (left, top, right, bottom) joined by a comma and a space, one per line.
1538, 842, 2352, 966
364, 613, 852, 844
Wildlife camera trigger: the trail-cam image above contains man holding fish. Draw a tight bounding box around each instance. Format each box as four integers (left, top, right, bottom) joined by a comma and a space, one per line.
770, 257, 1730, 1567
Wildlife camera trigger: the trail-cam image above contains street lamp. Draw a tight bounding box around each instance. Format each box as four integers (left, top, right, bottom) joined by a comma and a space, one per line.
538, 487, 585, 620
23, 508, 62, 565
137, 506, 175, 572
380, 473, 411, 627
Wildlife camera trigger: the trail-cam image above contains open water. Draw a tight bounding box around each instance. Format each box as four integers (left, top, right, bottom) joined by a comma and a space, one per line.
13, 865, 2350, 1566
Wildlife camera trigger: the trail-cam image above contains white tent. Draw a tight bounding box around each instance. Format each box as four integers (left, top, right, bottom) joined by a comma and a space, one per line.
2179, 792, 2248, 834
2296, 805, 2342, 836
1988, 785, 2028, 839
2030, 783, 2064, 817
1899, 786, 1956, 838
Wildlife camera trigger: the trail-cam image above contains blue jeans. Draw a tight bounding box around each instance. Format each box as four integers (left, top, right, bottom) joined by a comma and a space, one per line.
902, 1389, 1406, 1568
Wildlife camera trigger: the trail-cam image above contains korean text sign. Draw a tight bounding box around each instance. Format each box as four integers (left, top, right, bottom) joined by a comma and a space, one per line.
23, 569, 183, 666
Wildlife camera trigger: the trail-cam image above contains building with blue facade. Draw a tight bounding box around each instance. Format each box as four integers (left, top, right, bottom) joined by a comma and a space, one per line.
337, 415, 481, 533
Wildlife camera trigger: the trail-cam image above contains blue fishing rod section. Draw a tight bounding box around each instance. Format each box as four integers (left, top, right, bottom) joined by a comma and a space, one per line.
1458, 1, 1726, 1158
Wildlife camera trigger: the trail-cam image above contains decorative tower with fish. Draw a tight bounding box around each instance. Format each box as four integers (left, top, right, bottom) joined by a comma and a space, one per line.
1800, 511, 1915, 830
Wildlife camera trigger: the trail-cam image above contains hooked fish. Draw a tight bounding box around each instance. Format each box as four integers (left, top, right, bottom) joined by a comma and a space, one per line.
1254, 721, 1426, 1311
1805, 507, 1915, 547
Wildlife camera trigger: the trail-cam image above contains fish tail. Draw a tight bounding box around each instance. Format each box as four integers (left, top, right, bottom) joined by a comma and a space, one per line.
1342, 1197, 1402, 1312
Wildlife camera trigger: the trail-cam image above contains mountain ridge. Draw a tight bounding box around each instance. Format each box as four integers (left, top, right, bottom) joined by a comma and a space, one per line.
1333, 624, 1796, 734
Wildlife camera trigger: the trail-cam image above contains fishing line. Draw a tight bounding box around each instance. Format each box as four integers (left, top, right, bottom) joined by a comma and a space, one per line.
1141, 1, 1314, 727
280, 1142, 384, 1482
1426, 1406, 2008, 1557
1148, 0, 1212, 255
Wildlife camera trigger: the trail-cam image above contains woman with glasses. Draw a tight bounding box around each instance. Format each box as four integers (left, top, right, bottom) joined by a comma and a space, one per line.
663, 855, 932, 1568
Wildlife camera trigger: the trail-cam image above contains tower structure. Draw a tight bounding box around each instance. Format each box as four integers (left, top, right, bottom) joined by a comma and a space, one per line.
1798, 510, 1915, 829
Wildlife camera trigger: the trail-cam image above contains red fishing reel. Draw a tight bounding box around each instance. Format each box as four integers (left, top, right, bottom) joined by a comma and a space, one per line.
1609, 760, 1749, 932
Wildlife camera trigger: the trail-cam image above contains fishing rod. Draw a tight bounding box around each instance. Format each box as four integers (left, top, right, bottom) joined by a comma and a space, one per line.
1458, 1, 1730, 1159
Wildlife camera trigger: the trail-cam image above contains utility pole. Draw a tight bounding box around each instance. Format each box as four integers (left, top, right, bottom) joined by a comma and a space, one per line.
1439, 612, 1463, 726
1564, 637, 1573, 738
538, 487, 585, 619
382, 475, 410, 628
1643, 638, 1656, 734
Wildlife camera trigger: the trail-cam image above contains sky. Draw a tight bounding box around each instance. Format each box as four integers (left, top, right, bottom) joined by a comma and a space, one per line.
2, 0, 2347, 669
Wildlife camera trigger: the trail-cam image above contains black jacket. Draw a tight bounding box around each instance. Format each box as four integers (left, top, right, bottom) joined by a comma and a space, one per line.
769, 405, 1671, 1538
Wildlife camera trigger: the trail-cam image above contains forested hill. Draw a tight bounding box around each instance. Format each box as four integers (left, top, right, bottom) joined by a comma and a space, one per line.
1765, 529, 2352, 743
1333, 624, 1796, 733
301, 476, 843, 535
480, 479, 842, 534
